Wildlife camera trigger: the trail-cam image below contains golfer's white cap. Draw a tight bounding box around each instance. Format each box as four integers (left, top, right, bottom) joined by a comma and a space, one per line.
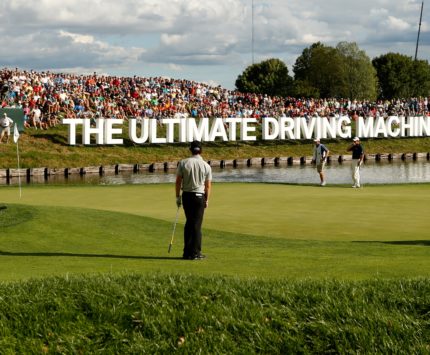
353, 136, 360, 141
313, 137, 320, 142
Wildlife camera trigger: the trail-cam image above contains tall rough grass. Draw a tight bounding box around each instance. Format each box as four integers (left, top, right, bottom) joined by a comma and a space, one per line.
0, 274, 428, 353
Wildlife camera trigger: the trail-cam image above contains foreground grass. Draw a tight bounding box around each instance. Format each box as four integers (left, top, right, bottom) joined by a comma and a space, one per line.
0, 124, 429, 168
0, 274, 428, 353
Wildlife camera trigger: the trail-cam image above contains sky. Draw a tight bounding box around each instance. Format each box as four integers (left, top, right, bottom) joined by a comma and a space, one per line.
0, 0, 429, 89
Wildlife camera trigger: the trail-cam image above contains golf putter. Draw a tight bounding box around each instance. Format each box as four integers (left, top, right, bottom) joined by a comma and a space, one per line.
168, 206, 180, 253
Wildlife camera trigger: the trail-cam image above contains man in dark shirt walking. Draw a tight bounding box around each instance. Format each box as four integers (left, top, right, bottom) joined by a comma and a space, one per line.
347, 137, 364, 188
175, 141, 212, 260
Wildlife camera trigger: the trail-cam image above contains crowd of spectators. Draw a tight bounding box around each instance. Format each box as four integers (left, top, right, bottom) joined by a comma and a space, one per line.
2, 67, 430, 131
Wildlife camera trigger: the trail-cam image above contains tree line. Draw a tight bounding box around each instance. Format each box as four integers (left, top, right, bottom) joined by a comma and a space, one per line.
235, 42, 430, 100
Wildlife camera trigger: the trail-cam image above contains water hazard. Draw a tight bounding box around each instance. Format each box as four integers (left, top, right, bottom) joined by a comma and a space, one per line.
2, 160, 429, 186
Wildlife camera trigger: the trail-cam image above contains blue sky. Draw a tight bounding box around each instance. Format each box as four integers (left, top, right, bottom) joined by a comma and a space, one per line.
0, 0, 428, 89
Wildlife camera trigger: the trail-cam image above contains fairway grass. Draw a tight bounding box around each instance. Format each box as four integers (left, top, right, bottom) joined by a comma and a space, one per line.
0, 183, 429, 281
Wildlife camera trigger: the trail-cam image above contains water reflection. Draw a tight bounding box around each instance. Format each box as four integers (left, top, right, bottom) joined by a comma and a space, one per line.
3, 160, 429, 186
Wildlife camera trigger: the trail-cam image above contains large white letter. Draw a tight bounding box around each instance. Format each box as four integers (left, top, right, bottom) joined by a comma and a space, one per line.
357, 116, 374, 138
279, 117, 295, 139
62, 118, 83, 145
188, 118, 210, 141
225, 117, 242, 141
386, 116, 400, 137
178, 118, 188, 142
320, 116, 338, 139
240, 118, 257, 141
373, 117, 388, 138
129, 118, 149, 144
104, 119, 123, 145
298, 116, 318, 139
149, 119, 167, 143
400, 116, 415, 137
419, 116, 430, 136
83, 118, 105, 145
209, 118, 228, 141
162, 118, 180, 143
262, 117, 279, 140
337, 115, 351, 139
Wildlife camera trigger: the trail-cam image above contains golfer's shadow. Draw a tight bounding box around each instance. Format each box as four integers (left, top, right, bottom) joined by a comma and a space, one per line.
0, 250, 183, 260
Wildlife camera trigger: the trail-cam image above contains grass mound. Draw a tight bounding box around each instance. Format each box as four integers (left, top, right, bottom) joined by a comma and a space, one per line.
0, 274, 428, 353
0, 204, 33, 228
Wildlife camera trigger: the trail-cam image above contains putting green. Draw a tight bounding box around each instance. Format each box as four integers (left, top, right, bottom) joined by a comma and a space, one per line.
1, 183, 429, 242
0, 183, 429, 281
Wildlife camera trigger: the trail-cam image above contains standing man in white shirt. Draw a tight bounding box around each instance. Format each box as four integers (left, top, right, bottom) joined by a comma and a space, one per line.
347, 137, 365, 188
0, 113, 14, 143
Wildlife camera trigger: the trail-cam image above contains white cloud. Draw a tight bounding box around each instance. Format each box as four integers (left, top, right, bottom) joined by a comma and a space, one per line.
385, 16, 411, 31
59, 31, 96, 45
161, 34, 186, 46
167, 63, 183, 71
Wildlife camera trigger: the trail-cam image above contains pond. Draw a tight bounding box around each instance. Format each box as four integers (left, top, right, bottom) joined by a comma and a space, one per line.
2, 159, 429, 186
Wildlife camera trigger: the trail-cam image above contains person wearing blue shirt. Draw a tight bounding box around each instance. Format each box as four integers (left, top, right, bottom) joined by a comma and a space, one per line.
312, 138, 329, 186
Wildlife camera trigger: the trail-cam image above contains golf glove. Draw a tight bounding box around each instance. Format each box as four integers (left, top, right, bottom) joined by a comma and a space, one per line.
176, 196, 182, 208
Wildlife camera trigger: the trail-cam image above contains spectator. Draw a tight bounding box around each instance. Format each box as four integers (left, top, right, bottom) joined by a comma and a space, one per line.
1, 67, 430, 136
0, 112, 14, 143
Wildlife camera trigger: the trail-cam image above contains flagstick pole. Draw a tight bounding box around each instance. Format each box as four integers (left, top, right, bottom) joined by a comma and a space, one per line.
16, 138, 22, 199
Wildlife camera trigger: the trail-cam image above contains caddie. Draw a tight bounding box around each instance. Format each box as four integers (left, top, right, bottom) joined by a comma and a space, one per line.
312, 138, 329, 186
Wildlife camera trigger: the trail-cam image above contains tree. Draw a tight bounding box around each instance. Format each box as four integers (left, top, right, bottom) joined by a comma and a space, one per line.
293, 42, 345, 98
293, 41, 377, 100
410, 59, 430, 97
336, 42, 378, 100
235, 58, 294, 97
293, 42, 324, 82
372, 53, 414, 98
372, 53, 430, 98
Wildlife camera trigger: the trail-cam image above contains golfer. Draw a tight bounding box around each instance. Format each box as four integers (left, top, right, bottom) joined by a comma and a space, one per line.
175, 141, 212, 260
312, 138, 329, 186
0, 113, 14, 144
347, 137, 364, 188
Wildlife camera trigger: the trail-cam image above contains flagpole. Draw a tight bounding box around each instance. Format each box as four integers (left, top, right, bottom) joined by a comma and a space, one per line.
16, 139, 22, 199
13, 123, 22, 198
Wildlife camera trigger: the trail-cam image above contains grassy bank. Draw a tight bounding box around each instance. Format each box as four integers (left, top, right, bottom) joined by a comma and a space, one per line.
0, 124, 429, 168
0, 274, 428, 353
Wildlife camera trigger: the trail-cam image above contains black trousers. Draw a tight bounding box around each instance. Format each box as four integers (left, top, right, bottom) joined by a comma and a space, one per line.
182, 191, 205, 257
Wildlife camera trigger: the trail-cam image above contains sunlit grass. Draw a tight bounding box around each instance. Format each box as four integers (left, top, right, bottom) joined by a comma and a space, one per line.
0, 274, 428, 353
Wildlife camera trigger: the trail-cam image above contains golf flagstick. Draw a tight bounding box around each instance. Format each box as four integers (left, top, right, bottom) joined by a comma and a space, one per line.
13, 124, 22, 199
168, 206, 180, 253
